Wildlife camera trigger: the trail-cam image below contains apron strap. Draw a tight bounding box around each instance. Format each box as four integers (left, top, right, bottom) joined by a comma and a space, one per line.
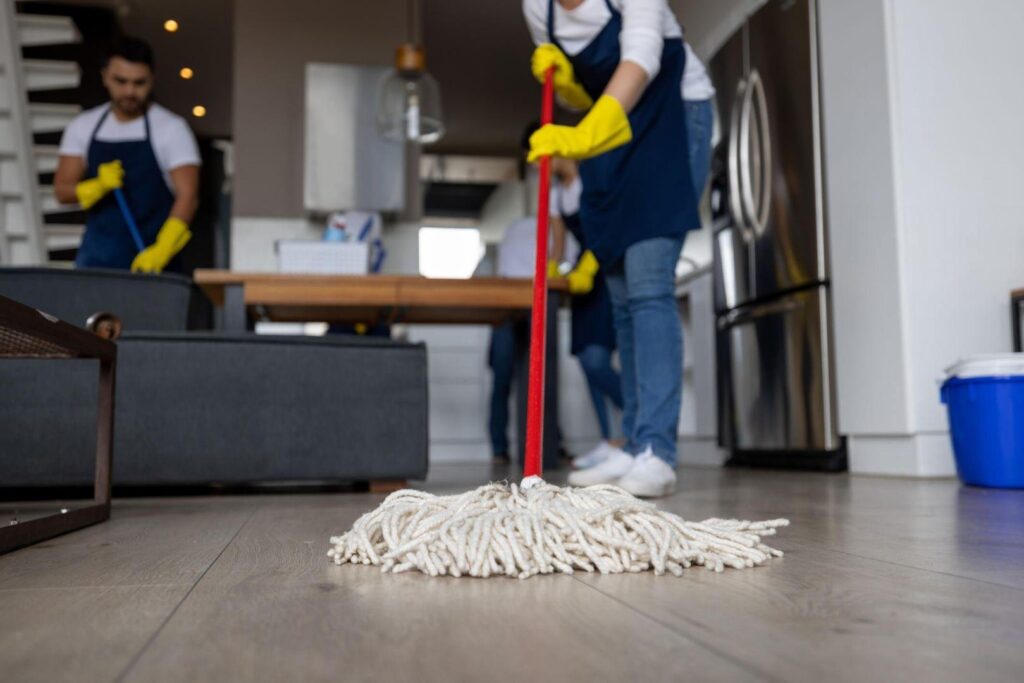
546, 0, 557, 45
87, 106, 111, 144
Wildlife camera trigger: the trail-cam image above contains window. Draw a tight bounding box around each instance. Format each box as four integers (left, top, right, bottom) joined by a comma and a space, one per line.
418, 227, 484, 279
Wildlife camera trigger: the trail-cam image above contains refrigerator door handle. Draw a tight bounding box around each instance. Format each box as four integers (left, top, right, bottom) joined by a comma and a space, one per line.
727, 77, 751, 241
717, 296, 802, 330
740, 69, 773, 237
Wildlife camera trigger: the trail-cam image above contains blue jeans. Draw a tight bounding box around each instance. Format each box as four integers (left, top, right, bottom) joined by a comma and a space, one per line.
576, 344, 623, 440
605, 237, 684, 466
685, 98, 714, 200
488, 322, 517, 456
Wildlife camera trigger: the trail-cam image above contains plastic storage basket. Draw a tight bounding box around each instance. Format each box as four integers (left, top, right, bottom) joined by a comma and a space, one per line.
940, 354, 1024, 488
276, 240, 369, 275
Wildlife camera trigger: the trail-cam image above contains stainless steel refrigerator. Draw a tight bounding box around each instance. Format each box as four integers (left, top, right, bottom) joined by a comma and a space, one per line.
709, 0, 844, 470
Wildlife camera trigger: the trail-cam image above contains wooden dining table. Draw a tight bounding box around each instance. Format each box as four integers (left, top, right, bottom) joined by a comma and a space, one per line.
193, 270, 565, 331
193, 270, 566, 469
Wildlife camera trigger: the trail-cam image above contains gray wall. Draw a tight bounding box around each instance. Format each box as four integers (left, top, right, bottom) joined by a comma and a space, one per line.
231, 0, 538, 218
232, 0, 406, 217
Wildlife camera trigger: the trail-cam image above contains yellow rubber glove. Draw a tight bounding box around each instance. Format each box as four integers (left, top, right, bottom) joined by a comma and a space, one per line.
527, 95, 632, 163
75, 159, 124, 210
567, 250, 599, 295
131, 217, 192, 273
547, 259, 562, 280
531, 43, 593, 111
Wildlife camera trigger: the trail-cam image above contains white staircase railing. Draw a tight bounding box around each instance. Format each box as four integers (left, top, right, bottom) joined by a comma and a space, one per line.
0, 1, 46, 265
0, 5, 81, 265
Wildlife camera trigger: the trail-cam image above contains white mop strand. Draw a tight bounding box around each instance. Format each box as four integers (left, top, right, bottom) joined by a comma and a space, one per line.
327, 481, 789, 579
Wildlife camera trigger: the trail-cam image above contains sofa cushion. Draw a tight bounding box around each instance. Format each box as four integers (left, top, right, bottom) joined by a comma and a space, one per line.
0, 332, 429, 486
0, 267, 192, 332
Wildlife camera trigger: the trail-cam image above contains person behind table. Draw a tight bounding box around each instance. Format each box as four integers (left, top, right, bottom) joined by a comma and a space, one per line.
549, 156, 625, 470
488, 124, 577, 464
54, 37, 200, 273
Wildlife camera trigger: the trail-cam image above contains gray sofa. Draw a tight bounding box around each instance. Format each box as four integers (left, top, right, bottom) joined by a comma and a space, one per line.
0, 268, 428, 488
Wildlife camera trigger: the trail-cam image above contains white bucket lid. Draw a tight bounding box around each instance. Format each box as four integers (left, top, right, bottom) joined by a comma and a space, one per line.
944, 354, 1024, 379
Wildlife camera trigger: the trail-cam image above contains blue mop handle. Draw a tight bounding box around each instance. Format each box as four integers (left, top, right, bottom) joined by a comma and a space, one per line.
112, 187, 146, 253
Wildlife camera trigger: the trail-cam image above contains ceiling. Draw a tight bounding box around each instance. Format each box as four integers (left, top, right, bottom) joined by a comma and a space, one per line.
34, 0, 540, 154
26, 0, 736, 154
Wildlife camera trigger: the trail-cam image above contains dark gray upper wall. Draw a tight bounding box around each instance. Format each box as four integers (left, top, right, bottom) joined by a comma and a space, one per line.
232, 0, 540, 217
233, 0, 406, 217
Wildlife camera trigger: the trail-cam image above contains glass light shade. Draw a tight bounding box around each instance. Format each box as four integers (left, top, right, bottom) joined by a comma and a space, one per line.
376, 70, 445, 144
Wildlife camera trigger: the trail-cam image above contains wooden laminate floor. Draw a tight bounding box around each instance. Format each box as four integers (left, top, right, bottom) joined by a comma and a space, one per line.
2, 464, 1023, 682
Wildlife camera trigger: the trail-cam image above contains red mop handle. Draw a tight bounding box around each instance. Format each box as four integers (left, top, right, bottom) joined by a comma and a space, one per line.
523, 67, 555, 480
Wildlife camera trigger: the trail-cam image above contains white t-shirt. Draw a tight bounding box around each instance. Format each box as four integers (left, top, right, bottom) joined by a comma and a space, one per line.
498, 217, 540, 278
553, 175, 583, 217
523, 0, 683, 82
523, 1, 713, 100
497, 216, 579, 277
682, 42, 715, 101
58, 103, 201, 191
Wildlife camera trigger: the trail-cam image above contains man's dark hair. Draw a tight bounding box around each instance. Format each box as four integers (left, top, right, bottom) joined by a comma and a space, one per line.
105, 37, 155, 69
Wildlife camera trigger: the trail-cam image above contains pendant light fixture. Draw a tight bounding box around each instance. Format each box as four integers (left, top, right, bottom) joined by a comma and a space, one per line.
376, 0, 445, 144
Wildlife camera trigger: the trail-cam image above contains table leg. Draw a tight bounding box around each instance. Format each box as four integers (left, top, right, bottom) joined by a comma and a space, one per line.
1013, 295, 1023, 353
95, 358, 115, 506
223, 284, 249, 332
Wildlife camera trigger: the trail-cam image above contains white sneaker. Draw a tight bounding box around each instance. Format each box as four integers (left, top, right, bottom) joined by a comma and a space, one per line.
567, 449, 634, 487
573, 441, 616, 470
617, 449, 677, 498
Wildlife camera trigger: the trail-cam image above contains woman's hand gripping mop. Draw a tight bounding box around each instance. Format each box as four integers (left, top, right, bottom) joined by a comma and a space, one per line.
327, 71, 789, 579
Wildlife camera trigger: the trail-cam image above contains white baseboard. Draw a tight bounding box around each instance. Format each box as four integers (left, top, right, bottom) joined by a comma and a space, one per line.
429, 442, 491, 463
848, 433, 956, 477
679, 436, 728, 467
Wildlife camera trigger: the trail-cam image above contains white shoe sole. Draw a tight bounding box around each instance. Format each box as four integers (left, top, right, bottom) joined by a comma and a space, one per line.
568, 464, 633, 487
617, 477, 676, 498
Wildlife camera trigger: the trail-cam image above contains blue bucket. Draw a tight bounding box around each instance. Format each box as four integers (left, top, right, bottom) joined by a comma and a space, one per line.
941, 355, 1024, 488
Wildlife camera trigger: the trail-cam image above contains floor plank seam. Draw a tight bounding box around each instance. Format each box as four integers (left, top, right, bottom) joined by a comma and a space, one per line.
0, 583, 191, 593
111, 506, 259, 683
784, 541, 1024, 594
569, 574, 781, 682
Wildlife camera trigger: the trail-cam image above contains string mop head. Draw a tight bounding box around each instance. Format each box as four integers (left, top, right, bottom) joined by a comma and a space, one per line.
327, 480, 788, 579
327, 70, 788, 579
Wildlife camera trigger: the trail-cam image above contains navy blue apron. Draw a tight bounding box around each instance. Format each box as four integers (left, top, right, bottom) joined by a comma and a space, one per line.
547, 0, 700, 268
559, 185, 616, 354
75, 106, 177, 271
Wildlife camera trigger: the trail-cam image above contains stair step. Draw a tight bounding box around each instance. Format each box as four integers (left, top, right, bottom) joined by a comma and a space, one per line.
17, 14, 80, 47
43, 222, 84, 251
28, 102, 79, 133
33, 143, 59, 173
22, 59, 80, 92
37, 184, 67, 213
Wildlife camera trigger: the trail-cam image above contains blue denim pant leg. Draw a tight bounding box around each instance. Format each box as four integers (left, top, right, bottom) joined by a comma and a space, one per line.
488, 322, 517, 456
606, 237, 684, 466
576, 343, 623, 440
685, 98, 714, 200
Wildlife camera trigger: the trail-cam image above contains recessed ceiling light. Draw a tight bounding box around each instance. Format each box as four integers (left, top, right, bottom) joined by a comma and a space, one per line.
179, 67, 194, 80
164, 19, 179, 33
192, 105, 206, 118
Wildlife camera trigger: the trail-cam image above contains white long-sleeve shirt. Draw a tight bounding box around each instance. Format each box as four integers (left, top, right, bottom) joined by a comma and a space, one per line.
523, 0, 682, 82
523, 0, 713, 99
